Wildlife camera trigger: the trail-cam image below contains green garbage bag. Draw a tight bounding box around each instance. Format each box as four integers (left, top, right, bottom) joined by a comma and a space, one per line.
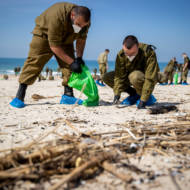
68, 65, 99, 106
174, 72, 178, 85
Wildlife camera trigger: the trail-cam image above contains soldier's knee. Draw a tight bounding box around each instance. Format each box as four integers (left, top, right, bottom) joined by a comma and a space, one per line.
129, 70, 145, 85
102, 71, 115, 88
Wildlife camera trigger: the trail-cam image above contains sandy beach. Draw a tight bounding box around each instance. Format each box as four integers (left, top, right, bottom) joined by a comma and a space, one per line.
0, 74, 190, 190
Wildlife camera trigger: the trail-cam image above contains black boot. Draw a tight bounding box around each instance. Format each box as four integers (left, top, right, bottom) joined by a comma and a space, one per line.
16, 83, 27, 101
64, 86, 74, 97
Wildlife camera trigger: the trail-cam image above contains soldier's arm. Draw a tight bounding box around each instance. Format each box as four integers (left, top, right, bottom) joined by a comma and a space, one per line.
50, 46, 74, 65
141, 51, 159, 102
113, 55, 127, 96
48, 14, 74, 65
76, 38, 86, 58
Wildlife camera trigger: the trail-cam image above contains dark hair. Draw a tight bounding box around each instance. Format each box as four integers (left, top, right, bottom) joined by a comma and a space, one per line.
73, 6, 91, 22
105, 49, 110, 52
123, 35, 139, 49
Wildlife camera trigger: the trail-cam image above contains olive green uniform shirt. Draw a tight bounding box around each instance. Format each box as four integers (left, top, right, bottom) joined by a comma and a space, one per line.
164, 60, 178, 73
98, 52, 108, 64
113, 43, 160, 101
32, 2, 89, 47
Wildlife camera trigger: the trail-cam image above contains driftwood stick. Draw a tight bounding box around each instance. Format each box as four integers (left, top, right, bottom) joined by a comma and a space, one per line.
102, 161, 133, 182
49, 153, 113, 190
0, 172, 38, 180
145, 148, 169, 157
161, 141, 190, 146
64, 119, 81, 135
93, 130, 132, 136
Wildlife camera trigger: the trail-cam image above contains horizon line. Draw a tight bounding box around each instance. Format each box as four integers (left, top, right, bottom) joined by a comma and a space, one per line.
0, 57, 169, 63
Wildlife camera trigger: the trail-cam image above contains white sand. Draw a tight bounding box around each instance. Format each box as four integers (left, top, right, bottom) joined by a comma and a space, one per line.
0, 75, 190, 189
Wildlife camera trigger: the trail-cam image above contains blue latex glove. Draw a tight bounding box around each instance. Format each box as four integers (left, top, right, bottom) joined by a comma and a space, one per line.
60, 95, 83, 105
120, 94, 140, 106
10, 98, 26, 108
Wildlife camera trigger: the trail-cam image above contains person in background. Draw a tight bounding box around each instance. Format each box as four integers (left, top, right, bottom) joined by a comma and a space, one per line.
45, 67, 49, 78
163, 57, 178, 84
97, 49, 110, 86
181, 53, 190, 85
10, 2, 91, 108
103, 35, 160, 109
177, 63, 183, 84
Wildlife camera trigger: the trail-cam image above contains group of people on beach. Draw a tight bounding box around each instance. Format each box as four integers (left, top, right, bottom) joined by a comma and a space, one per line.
9, 2, 190, 109
159, 54, 189, 85
97, 51, 190, 86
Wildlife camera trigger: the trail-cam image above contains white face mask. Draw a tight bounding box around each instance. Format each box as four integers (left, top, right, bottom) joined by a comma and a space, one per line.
72, 24, 81, 33
127, 55, 136, 62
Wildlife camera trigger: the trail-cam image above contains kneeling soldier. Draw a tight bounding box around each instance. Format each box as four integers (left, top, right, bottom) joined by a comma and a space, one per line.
103, 35, 160, 109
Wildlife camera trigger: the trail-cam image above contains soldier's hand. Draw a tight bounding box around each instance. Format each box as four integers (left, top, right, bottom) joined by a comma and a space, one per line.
113, 95, 120, 105
137, 100, 146, 109
70, 60, 82, 73
76, 57, 85, 66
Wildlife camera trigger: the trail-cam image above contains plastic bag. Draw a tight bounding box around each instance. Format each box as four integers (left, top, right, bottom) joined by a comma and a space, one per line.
68, 65, 99, 106
174, 72, 178, 85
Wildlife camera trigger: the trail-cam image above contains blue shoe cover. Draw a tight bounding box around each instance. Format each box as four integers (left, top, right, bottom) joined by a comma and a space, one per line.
121, 94, 140, 105
169, 82, 174, 85
60, 95, 83, 105
182, 82, 188, 85
159, 82, 168, 85
10, 98, 26, 108
96, 80, 105, 87
136, 94, 157, 107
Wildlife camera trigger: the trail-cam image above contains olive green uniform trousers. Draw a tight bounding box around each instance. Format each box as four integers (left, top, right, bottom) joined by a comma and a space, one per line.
103, 70, 155, 96
181, 69, 189, 82
19, 34, 74, 86
164, 71, 175, 83
99, 63, 107, 79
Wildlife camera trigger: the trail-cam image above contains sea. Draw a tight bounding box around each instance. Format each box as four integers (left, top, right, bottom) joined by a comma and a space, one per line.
0, 57, 168, 75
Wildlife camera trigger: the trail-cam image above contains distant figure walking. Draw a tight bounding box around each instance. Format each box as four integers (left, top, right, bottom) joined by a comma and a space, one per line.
97, 49, 110, 86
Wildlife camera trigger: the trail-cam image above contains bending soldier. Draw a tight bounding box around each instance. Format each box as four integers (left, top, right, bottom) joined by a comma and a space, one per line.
10, 2, 91, 108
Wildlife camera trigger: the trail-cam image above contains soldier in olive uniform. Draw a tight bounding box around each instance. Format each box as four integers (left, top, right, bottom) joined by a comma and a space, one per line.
103, 35, 160, 109
163, 57, 178, 84
181, 53, 189, 84
10, 2, 91, 108
97, 49, 110, 85
177, 63, 183, 84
